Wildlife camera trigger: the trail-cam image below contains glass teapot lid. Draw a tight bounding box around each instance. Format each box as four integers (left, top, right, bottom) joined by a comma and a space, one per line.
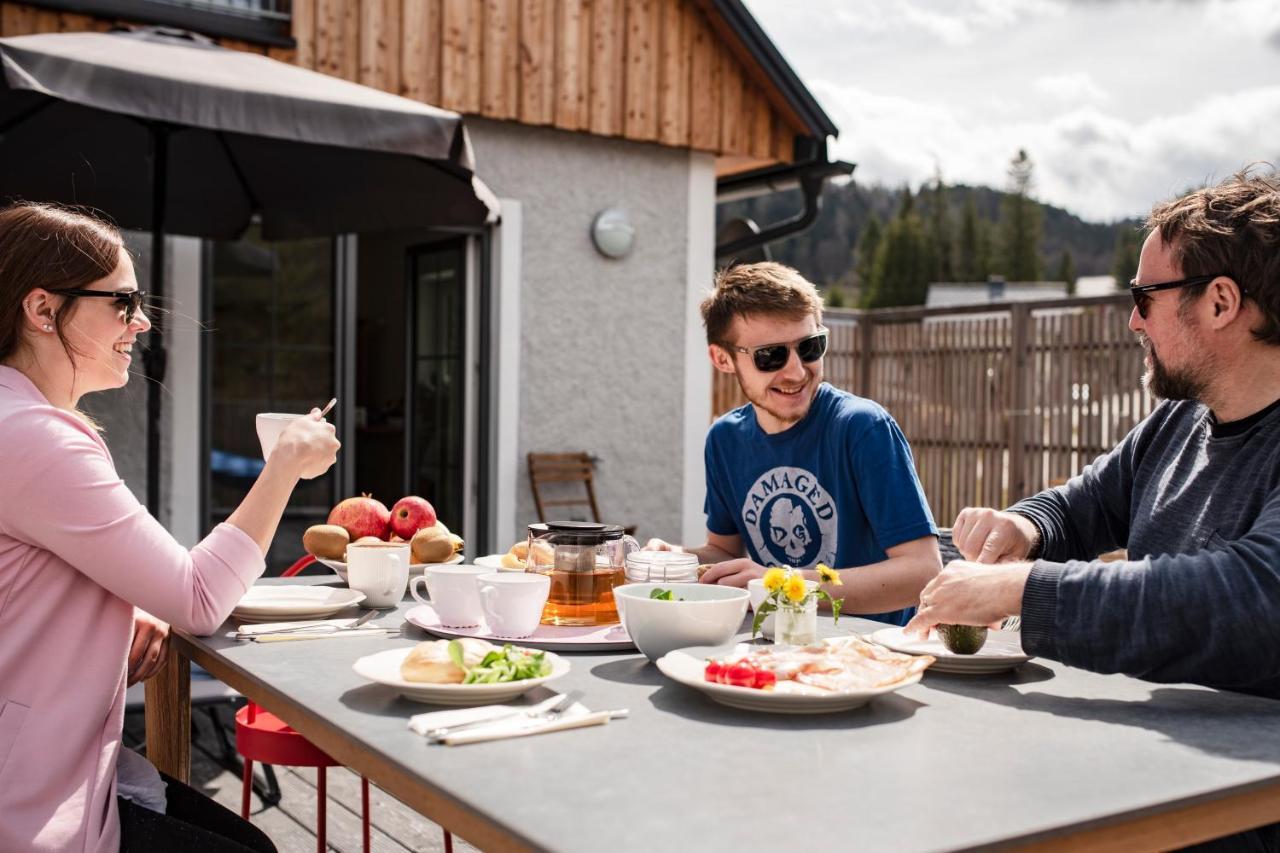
528, 521, 626, 545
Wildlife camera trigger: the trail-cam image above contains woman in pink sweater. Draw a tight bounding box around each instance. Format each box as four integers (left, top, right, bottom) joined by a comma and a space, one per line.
0, 203, 340, 852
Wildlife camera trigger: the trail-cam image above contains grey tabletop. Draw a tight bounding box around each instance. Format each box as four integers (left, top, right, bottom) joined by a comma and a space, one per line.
192, 579, 1280, 852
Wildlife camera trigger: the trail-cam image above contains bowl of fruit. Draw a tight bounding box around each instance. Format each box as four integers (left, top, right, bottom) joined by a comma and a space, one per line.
302, 493, 464, 581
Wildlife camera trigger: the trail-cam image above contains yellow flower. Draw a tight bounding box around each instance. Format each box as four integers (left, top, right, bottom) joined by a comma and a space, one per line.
763, 568, 786, 593
783, 574, 808, 604
817, 564, 842, 586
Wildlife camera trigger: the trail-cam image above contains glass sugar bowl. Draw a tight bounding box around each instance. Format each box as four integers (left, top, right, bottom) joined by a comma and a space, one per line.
624, 551, 700, 584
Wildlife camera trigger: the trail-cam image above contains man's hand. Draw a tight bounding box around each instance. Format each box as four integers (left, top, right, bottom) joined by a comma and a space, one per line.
643, 538, 682, 552
698, 558, 766, 587
952, 507, 1039, 563
127, 610, 171, 686
904, 560, 1031, 638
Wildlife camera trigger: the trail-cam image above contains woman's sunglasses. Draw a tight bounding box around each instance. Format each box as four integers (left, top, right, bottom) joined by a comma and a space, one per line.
60, 289, 149, 324
1129, 274, 1238, 319
724, 328, 829, 373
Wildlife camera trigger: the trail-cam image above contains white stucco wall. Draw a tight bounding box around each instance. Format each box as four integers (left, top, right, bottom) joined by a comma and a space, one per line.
468, 118, 708, 546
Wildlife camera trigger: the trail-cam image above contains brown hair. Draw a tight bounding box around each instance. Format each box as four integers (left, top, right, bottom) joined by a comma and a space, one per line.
1147, 166, 1280, 344
0, 202, 125, 365
700, 262, 824, 346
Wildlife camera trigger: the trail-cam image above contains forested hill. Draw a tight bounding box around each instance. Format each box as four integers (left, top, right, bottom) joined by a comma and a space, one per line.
717, 179, 1140, 293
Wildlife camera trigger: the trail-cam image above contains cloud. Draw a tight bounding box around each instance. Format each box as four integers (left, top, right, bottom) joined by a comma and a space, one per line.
1033, 72, 1110, 104
828, 0, 1062, 47
817, 79, 1280, 221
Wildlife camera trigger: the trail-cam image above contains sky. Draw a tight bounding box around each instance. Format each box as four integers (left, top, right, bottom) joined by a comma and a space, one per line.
743, 0, 1280, 223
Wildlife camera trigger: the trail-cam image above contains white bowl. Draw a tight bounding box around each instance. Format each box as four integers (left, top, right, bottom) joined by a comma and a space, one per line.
747, 578, 818, 640
614, 582, 750, 661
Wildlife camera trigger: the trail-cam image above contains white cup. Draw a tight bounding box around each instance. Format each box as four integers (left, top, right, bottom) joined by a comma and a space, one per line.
255, 412, 302, 459
477, 572, 550, 638
748, 577, 819, 640
346, 542, 411, 608
411, 564, 488, 627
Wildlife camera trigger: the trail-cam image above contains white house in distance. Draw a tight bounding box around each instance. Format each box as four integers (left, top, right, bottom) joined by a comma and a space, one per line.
4, 0, 846, 568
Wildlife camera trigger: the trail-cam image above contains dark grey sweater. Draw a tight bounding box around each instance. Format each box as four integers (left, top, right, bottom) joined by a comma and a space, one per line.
1011, 398, 1280, 699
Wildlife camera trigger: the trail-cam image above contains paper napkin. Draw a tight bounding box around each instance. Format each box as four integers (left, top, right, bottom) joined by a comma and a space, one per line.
407, 695, 614, 746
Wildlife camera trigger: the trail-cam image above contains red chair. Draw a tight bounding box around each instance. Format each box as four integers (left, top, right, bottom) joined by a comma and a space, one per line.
233, 555, 453, 853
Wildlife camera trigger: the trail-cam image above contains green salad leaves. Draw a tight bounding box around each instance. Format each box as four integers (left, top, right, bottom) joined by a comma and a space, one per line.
448, 639, 552, 684
649, 588, 683, 601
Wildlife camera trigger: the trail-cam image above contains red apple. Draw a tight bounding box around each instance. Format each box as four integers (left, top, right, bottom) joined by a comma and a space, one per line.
389, 495, 437, 540
327, 494, 391, 541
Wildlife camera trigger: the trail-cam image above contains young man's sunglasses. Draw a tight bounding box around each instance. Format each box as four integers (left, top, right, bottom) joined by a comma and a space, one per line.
1128, 274, 1239, 319
60, 289, 149, 324
724, 328, 829, 373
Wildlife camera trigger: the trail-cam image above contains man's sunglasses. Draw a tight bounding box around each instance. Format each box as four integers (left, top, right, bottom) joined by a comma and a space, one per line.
1128, 274, 1240, 319
724, 328, 829, 373
60, 289, 149, 324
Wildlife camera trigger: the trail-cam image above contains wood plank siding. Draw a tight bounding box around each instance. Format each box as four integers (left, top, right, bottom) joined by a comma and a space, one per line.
0, 0, 804, 171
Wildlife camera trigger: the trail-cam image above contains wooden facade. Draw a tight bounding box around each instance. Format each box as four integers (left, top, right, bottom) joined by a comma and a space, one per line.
0, 0, 808, 174
712, 296, 1156, 527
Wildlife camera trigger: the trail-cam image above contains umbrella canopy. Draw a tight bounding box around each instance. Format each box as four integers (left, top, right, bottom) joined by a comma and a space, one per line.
0, 28, 497, 238
0, 27, 499, 516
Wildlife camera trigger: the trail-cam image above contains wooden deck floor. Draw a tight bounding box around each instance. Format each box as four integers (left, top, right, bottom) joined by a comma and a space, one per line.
124, 706, 483, 853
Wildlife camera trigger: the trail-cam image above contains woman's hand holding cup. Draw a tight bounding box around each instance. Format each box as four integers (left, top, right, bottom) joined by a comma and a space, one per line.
272, 408, 340, 480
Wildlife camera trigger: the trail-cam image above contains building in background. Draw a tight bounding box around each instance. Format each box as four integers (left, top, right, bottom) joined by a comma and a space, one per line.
2, 0, 843, 568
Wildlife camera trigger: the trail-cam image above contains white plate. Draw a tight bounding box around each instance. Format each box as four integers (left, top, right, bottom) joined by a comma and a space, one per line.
656, 643, 923, 714
405, 604, 635, 651
351, 646, 570, 705
317, 552, 464, 582
868, 627, 1032, 674
232, 586, 366, 621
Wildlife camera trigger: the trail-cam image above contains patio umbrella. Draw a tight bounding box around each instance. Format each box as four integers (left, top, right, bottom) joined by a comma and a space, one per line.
0, 27, 499, 516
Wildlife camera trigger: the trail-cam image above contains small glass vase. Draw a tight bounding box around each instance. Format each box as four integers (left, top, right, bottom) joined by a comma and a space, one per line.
774, 597, 818, 646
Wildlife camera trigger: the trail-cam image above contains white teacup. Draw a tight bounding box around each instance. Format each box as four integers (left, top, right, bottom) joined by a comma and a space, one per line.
411, 564, 488, 628
477, 572, 550, 638
347, 542, 411, 609
747, 577, 819, 639
255, 412, 302, 459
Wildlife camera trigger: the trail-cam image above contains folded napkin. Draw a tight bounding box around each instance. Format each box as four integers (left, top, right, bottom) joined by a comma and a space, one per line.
235, 618, 392, 643
407, 695, 614, 746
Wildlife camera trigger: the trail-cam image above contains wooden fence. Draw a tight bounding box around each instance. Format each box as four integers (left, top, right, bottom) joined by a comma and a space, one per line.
711, 294, 1155, 526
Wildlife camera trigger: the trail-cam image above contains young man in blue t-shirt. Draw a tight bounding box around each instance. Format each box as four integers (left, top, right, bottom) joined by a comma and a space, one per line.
647, 262, 940, 626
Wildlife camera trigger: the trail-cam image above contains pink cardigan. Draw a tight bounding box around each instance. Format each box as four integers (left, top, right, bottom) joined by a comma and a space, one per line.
0, 366, 265, 852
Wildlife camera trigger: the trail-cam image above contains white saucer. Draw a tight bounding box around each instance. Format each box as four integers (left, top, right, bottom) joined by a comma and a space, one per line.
868, 626, 1032, 674
232, 586, 366, 621
405, 604, 635, 651
317, 552, 463, 582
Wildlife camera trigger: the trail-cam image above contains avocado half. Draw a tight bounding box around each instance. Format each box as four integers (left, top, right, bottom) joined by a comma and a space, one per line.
936, 624, 988, 655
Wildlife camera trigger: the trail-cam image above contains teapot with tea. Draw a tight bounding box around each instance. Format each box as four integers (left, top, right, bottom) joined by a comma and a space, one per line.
526, 521, 638, 626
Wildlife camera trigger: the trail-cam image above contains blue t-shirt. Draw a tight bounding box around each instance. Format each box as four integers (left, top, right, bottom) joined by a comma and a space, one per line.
704, 383, 936, 626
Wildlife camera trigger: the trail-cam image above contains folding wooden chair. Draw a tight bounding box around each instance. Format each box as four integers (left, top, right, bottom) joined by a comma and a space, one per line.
527, 452, 636, 536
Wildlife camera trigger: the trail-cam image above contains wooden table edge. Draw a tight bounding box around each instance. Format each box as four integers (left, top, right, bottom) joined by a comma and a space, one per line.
146, 630, 544, 853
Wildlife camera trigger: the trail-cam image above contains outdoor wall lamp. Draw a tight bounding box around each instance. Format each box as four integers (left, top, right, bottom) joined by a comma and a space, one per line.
591, 207, 635, 259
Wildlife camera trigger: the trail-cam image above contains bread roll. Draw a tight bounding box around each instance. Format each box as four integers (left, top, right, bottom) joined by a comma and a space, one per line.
509, 541, 529, 560
399, 638, 495, 683
500, 552, 525, 569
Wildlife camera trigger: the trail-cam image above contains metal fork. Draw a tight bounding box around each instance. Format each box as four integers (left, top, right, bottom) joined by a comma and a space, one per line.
238, 610, 379, 638
425, 690, 584, 742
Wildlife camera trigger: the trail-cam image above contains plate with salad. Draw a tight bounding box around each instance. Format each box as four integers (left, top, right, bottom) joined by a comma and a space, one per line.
353, 638, 570, 705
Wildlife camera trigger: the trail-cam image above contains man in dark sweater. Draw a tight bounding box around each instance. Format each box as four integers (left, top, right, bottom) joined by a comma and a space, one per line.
905, 170, 1280, 701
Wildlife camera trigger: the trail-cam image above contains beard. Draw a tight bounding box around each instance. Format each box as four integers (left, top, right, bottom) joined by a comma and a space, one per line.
735, 368, 817, 428
1139, 334, 1208, 401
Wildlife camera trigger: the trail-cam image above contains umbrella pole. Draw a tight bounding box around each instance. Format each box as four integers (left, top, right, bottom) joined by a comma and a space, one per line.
145, 125, 169, 518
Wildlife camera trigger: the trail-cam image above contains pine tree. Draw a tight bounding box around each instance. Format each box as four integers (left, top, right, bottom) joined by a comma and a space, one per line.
1058, 249, 1077, 296
999, 149, 1043, 281
927, 172, 954, 283
1112, 227, 1142, 290
863, 190, 931, 308
854, 213, 883, 295
957, 192, 981, 282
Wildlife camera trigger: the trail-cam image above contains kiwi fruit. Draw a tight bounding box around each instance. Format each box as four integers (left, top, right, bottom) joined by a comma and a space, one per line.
936, 624, 988, 655
411, 524, 455, 563
302, 524, 349, 560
